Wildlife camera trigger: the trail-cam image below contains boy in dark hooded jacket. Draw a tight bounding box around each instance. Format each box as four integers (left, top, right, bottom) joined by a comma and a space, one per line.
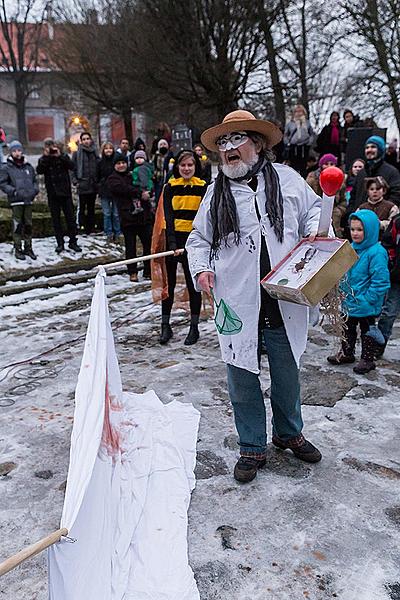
107, 154, 152, 282
0, 140, 39, 259
328, 209, 390, 373
376, 213, 400, 356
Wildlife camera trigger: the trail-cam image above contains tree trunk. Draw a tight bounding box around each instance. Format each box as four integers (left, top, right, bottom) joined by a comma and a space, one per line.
15, 77, 28, 144
264, 26, 286, 125
122, 107, 133, 146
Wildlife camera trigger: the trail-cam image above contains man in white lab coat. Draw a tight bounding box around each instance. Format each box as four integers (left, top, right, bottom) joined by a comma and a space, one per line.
186, 110, 323, 483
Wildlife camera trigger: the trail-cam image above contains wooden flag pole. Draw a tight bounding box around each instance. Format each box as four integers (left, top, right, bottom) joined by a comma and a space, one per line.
97, 248, 185, 270
0, 527, 68, 577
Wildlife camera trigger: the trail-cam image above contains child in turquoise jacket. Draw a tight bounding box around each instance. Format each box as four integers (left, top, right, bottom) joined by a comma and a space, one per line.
328, 209, 390, 373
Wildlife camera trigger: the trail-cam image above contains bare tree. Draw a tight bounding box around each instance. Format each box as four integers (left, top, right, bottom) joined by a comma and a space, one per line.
275, 0, 338, 115
255, 0, 286, 126
0, 0, 49, 142
50, 0, 142, 145
339, 0, 400, 131
135, 0, 263, 126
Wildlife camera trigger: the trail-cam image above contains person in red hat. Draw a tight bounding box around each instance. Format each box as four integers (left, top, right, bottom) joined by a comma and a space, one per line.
186, 110, 323, 483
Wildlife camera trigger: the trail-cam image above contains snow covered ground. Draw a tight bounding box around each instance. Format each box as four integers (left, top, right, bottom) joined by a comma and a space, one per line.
0, 234, 123, 277
0, 237, 399, 600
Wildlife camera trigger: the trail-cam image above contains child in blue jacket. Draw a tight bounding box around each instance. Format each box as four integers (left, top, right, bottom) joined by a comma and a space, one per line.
328, 209, 390, 373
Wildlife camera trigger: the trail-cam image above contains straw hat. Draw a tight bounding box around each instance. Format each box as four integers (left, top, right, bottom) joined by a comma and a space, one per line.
201, 110, 282, 152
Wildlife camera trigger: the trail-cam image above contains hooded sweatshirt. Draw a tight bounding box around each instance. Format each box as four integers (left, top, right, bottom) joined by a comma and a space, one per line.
341, 209, 390, 317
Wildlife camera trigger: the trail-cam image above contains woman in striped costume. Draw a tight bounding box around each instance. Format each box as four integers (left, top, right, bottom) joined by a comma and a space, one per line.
161, 150, 208, 345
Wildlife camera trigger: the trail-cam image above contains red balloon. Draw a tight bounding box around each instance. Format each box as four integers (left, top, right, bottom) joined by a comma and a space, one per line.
319, 166, 345, 196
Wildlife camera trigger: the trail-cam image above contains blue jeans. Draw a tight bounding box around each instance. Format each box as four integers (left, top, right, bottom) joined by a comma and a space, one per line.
101, 196, 121, 236
227, 326, 303, 456
378, 282, 400, 342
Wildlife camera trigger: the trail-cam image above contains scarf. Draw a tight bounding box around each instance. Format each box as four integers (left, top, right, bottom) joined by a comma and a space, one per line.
76, 144, 97, 180
210, 155, 284, 259
295, 116, 307, 142
365, 156, 383, 176
330, 123, 340, 146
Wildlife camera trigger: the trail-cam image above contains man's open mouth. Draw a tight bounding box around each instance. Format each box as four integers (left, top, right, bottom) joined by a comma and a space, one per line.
227, 152, 241, 163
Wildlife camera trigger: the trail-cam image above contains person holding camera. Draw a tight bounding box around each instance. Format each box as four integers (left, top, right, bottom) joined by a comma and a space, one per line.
37, 138, 81, 253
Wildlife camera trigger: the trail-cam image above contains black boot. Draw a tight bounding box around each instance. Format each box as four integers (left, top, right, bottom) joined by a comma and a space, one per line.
327, 324, 356, 365
15, 245, 26, 260
184, 323, 199, 345
69, 241, 82, 252
55, 244, 64, 254
159, 323, 173, 345
353, 335, 376, 374
24, 243, 37, 260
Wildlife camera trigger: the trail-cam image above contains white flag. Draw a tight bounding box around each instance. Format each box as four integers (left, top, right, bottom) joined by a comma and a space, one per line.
48, 267, 200, 600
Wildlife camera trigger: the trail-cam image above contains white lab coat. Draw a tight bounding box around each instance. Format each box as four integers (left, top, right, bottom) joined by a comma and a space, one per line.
186, 163, 322, 374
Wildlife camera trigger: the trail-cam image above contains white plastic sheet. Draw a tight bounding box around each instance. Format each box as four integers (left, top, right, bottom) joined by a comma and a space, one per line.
48, 268, 200, 600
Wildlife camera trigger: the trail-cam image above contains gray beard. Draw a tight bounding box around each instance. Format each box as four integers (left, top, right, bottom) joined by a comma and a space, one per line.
221, 150, 259, 179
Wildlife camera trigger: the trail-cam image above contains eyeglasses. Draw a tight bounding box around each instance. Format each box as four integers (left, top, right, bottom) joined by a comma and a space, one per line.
216, 131, 249, 151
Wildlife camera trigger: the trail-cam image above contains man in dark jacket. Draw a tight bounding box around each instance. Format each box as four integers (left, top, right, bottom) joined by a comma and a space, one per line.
0, 140, 38, 260
37, 138, 81, 253
72, 131, 99, 234
376, 213, 400, 357
349, 136, 400, 211
108, 154, 152, 282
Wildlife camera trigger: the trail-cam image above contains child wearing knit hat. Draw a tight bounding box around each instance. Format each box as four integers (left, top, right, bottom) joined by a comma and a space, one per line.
306, 153, 346, 235
132, 150, 154, 207
0, 141, 39, 259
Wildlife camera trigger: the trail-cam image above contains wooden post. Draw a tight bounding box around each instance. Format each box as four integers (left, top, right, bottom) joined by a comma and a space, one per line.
0, 527, 68, 577
97, 249, 185, 270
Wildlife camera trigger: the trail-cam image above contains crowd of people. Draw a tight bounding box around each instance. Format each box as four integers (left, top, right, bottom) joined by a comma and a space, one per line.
0, 107, 399, 482
0, 109, 399, 366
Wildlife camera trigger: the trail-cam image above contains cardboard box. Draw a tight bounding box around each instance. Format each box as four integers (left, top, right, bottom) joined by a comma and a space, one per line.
261, 237, 358, 307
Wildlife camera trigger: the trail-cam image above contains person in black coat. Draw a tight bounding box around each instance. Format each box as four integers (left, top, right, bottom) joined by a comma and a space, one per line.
193, 143, 212, 183
72, 131, 99, 234
316, 111, 342, 161
349, 135, 400, 211
97, 142, 122, 242
107, 154, 152, 282
37, 138, 81, 253
342, 109, 363, 157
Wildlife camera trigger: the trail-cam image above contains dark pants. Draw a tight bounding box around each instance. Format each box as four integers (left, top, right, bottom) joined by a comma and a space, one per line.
161, 251, 202, 317
123, 223, 152, 277
12, 204, 33, 249
343, 316, 375, 357
48, 194, 77, 246
378, 282, 400, 343
288, 145, 309, 179
78, 193, 96, 234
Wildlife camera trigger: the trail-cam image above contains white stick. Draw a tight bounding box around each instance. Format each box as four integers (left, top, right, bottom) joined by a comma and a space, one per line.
96, 249, 185, 270
0, 527, 68, 577
317, 193, 335, 237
